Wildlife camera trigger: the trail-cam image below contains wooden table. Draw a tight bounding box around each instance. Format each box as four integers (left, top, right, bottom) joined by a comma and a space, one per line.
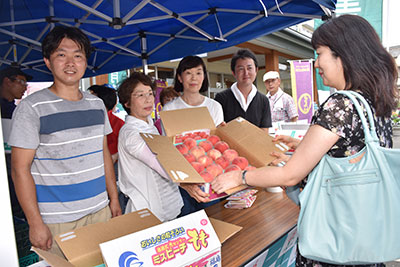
205, 189, 300, 266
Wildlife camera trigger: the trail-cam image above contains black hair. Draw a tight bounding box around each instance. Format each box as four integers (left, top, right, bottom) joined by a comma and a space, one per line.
88, 85, 117, 111
117, 72, 155, 115
42, 26, 91, 60
173, 56, 209, 93
312, 14, 398, 117
230, 49, 258, 73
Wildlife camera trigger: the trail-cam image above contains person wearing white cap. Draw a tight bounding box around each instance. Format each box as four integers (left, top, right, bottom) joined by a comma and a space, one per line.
263, 71, 298, 123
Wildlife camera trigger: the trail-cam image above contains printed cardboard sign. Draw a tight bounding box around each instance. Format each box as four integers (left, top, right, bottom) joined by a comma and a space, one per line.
100, 210, 221, 267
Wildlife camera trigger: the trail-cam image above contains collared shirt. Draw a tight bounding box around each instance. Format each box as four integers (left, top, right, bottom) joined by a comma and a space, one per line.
267, 88, 298, 122
214, 87, 272, 128
230, 82, 257, 112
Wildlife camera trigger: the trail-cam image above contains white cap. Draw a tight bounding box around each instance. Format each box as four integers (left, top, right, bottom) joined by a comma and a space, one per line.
263, 71, 280, 82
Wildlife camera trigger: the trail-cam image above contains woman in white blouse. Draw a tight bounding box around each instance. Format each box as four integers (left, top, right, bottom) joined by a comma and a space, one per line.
162, 55, 224, 127
162, 55, 225, 215
117, 72, 183, 221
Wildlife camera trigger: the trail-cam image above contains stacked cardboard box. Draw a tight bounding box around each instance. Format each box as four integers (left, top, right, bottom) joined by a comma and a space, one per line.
33, 209, 241, 267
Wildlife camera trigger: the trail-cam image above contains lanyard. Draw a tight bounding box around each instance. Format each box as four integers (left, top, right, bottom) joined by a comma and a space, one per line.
270, 92, 283, 106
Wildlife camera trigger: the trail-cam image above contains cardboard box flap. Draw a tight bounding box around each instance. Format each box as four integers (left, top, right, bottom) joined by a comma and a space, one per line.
160, 107, 215, 137
141, 133, 204, 183
216, 117, 287, 167
32, 247, 74, 267
225, 185, 248, 195
55, 209, 161, 267
210, 218, 242, 244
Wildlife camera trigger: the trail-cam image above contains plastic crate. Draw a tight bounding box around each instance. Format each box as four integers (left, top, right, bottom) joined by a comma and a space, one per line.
19, 253, 39, 267
13, 217, 39, 266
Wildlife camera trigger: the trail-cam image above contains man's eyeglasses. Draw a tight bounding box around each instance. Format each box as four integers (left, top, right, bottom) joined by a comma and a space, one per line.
132, 92, 154, 99
11, 77, 28, 86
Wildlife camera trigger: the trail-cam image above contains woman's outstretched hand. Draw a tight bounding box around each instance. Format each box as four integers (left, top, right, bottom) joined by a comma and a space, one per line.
211, 170, 242, 194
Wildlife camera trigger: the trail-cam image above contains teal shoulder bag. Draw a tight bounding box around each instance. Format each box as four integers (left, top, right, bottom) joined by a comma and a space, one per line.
298, 90, 400, 264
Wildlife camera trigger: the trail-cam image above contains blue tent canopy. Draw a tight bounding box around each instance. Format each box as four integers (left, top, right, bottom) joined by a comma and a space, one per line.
0, 0, 336, 81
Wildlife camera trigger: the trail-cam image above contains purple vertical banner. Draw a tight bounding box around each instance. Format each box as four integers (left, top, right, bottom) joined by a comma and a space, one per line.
154, 80, 167, 120
290, 61, 314, 123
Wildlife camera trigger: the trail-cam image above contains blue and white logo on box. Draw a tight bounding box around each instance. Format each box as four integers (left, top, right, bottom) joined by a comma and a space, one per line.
119, 251, 144, 267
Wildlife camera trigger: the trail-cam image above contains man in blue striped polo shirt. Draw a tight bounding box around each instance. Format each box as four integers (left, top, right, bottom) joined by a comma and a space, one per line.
9, 26, 122, 257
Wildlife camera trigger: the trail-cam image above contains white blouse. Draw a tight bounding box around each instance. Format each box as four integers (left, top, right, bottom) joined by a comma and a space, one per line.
118, 115, 183, 221
162, 96, 224, 127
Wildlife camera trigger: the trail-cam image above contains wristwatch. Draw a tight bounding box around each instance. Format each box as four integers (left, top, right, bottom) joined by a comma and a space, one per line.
241, 170, 248, 185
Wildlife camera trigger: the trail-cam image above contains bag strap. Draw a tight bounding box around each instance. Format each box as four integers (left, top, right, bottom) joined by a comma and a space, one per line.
335, 91, 379, 144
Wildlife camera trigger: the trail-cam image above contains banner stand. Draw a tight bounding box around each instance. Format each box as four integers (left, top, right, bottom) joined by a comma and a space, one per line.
288, 59, 314, 123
